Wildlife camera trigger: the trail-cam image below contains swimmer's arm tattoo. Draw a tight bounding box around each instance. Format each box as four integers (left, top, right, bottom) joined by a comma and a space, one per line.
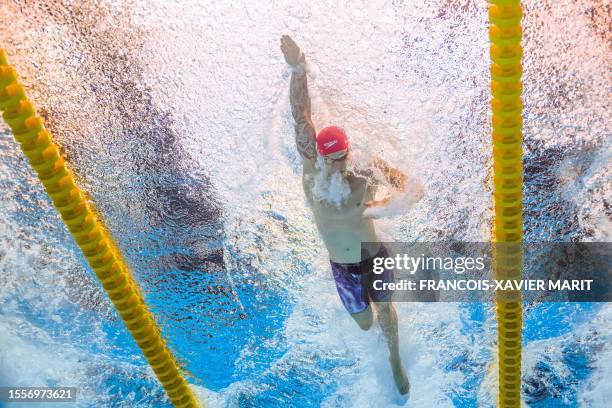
290, 70, 317, 160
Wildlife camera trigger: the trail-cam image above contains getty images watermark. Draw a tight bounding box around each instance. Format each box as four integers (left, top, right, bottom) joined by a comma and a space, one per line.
362, 242, 610, 302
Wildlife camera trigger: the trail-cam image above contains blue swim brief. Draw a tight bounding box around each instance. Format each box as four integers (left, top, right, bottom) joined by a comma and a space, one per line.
330, 245, 394, 314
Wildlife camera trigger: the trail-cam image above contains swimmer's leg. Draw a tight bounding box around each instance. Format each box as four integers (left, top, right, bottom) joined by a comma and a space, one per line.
373, 301, 410, 395
350, 304, 374, 331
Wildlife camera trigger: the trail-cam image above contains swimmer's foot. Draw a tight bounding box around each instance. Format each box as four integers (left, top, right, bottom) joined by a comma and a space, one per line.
389, 355, 410, 395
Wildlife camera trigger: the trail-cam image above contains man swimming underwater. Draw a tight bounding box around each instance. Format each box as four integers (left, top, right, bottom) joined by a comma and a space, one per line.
280, 34, 423, 395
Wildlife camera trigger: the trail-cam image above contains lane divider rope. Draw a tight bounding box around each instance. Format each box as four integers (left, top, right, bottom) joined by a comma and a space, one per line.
0, 49, 201, 408
489, 1, 524, 406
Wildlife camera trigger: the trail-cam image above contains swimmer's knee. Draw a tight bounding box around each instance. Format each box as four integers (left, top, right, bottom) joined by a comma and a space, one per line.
351, 306, 373, 331
355, 318, 374, 331
373, 301, 393, 314
373, 301, 396, 321
356, 319, 373, 331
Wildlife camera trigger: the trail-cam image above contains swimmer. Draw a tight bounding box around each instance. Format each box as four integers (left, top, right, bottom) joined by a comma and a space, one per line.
280, 34, 424, 395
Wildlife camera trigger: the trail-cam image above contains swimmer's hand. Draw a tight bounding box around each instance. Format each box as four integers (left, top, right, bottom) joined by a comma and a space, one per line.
363, 183, 424, 219
280, 35, 305, 67
364, 197, 392, 208
363, 197, 392, 219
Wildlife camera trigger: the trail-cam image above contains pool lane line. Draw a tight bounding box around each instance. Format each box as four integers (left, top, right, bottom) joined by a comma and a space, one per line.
0, 49, 202, 408
489, 1, 524, 407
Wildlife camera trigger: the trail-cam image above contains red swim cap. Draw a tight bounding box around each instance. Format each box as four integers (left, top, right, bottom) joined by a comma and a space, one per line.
316, 126, 349, 156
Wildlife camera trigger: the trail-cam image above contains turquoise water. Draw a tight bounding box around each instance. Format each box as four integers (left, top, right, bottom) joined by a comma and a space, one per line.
0, 1, 610, 407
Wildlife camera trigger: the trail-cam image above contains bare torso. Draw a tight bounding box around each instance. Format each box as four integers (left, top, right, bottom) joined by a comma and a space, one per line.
302, 161, 381, 263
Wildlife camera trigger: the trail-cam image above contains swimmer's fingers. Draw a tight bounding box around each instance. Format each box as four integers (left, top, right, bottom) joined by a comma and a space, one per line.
280, 35, 290, 50
280, 35, 295, 53
362, 208, 381, 220
364, 197, 391, 208
362, 209, 375, 219
363, 201, 385, 219
281, 34, 297, 48
280, 35, 303, 66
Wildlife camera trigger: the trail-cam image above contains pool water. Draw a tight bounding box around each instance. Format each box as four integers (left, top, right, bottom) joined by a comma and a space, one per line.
0, 1, 610, 407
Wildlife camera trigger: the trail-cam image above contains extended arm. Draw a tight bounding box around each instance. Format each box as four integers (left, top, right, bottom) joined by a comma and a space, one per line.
281, 35, 317, 161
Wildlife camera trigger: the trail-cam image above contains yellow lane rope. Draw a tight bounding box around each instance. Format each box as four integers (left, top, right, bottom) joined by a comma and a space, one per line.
0, 49, 201, 408
489, 1, 524, 406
